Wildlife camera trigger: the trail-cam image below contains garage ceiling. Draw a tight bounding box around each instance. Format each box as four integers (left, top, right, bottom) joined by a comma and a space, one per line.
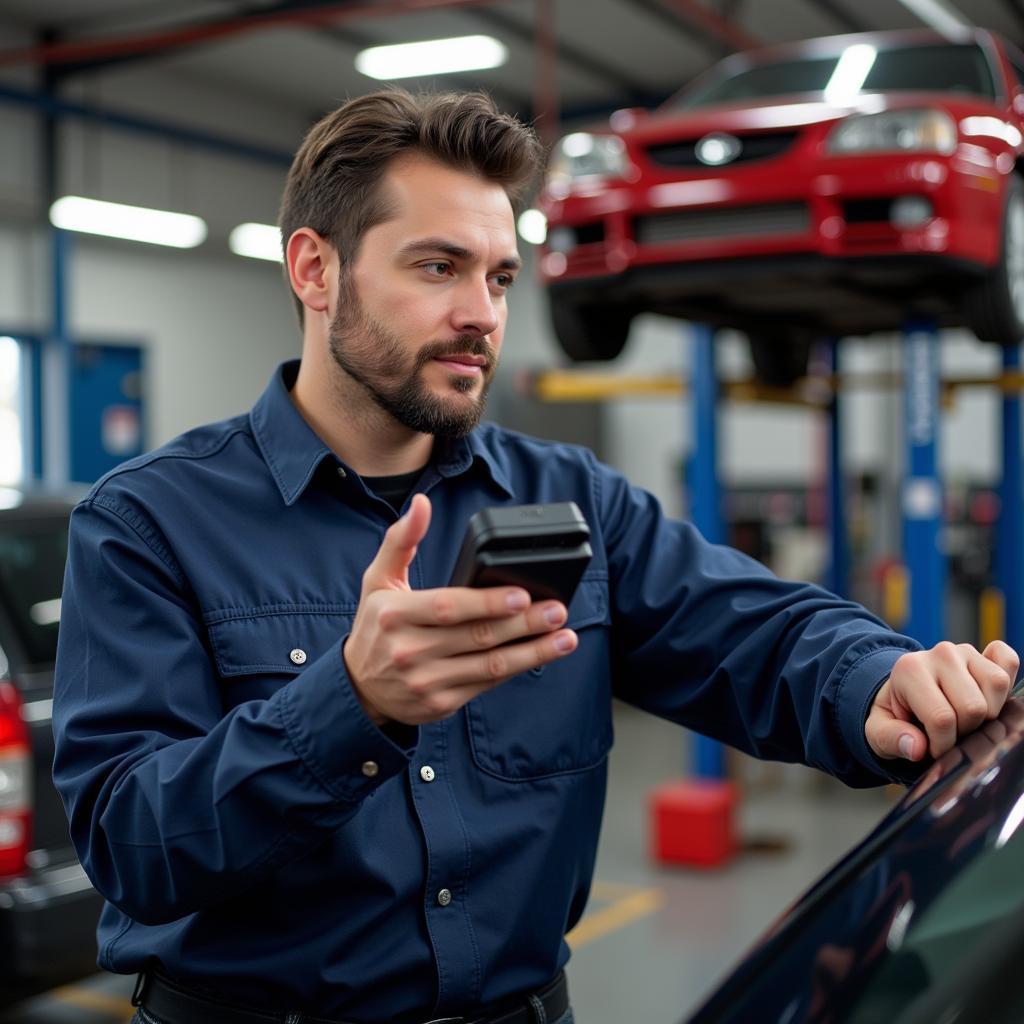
0, 0, 1023, 133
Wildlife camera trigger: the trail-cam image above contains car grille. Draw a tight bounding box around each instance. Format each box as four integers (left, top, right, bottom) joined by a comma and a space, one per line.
634, 202, 809, 244
645, 131, 800, 168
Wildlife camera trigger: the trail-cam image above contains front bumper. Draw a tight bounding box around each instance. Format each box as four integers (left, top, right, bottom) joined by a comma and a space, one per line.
539, 151, 1005, 335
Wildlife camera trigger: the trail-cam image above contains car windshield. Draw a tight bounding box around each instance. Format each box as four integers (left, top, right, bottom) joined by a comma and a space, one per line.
844, 802, 1024, 1021
0, 521, 68, 670
670, 42, 997, 110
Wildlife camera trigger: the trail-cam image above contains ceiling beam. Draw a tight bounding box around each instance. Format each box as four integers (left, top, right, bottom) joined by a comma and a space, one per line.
805, 0, 871, 33
469, 5, 661, 103
620, 0, 760, 58
619, 0, 731, 56
0, 0, 517, 70
657, 0, 761, 52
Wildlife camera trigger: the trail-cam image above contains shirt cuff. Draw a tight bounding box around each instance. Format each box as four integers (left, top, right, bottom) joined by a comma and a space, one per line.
835, 646, 925, 785
277, 636, 415, 803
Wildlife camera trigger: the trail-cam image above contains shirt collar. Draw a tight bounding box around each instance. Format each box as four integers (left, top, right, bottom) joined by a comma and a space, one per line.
251, 360, 515, 505
250, 361, 334, 507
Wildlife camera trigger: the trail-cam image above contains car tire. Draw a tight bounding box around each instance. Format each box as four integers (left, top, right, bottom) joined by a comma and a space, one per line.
549, 300, 633, 362
965, 173, 1024, 346
746, 330, 813, 388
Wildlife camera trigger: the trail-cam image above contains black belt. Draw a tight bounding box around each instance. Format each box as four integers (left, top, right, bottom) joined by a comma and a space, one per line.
133, 968, 569, 1024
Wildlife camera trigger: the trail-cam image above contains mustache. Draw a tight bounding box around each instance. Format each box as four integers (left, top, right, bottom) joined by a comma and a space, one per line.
416, 336, 496, 372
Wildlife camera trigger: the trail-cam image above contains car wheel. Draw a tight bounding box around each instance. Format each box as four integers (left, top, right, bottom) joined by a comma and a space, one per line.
746, 330, 813, 388
965, 173, 1024, 346
549, 300, 633, 362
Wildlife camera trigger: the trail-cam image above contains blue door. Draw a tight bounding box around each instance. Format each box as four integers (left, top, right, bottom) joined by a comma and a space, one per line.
68, 343, 145, 484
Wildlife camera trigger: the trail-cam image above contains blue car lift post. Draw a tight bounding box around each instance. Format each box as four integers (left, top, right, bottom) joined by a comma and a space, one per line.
650, 324, 737, 869
998, 344, 1024, 658
902, 320, 946, 647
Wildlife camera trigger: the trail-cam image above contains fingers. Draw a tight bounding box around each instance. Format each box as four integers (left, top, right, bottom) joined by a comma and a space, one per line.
361, 494, 432, 593
405, 628, 579, 707
969, 643, 1015, 718
375, 596, 570, 671
872, 643, 1019, 763
387, 584, 559, 629
983, 640, 1020, 691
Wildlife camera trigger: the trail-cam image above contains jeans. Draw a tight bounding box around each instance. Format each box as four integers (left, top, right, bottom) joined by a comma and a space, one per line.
132, 1006, 576, 1024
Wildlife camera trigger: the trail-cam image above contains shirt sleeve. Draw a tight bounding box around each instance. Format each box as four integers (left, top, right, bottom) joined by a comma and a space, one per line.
52, 497, 413, 926
593, 457, 923, 786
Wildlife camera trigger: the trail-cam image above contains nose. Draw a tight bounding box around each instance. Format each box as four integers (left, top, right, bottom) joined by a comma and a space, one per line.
451, 276, 500, 337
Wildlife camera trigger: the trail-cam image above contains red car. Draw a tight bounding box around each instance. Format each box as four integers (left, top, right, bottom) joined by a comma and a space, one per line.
538, 28, 1024, 384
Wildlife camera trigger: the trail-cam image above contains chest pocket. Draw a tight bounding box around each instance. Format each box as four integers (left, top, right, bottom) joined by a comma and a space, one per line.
206, 607, 354, 705
465, 577, 613, 781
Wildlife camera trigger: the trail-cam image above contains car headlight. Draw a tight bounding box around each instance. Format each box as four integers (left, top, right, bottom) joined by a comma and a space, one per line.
827, 109, 957, 156
547, 133, 628, 188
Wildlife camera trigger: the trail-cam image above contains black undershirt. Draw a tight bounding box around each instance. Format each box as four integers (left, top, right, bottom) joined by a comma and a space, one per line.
362, 466, 428, 514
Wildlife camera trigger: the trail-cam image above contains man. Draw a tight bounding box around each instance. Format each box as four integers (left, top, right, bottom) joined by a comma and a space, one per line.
53, 89, 1016, 1024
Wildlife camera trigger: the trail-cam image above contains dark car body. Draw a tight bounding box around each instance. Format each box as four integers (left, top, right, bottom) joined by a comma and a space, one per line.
0, 493, 102, 1004
538, 28, 1024, 383
686, 696, 1024, 1023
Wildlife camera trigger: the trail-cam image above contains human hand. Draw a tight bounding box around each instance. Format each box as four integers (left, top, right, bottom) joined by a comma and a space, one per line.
865, 641, 1019, 762
343, 494, 579, 726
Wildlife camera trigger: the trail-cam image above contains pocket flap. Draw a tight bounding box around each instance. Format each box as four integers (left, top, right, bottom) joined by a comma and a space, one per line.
207, 608, 353, 678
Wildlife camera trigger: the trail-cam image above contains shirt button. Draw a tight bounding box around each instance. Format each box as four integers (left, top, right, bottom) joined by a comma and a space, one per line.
337, 466, 347, 479
419, 765, 436, 783
437, 888, 452, 907
361, 761, 380, 778
289, 649, 307, 665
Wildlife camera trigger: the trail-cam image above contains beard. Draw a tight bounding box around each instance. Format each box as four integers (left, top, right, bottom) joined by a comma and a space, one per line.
327, 269, 497, 438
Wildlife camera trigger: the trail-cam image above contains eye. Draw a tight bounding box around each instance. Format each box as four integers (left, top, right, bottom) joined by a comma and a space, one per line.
421, 261, 452, 278
491, 273, 516, 290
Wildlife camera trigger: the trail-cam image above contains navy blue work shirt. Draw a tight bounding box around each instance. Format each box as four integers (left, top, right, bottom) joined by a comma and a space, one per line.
53, 360, 921, 1022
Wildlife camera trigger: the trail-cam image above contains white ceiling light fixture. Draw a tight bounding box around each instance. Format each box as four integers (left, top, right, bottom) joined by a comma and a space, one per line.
50, 196, 207, 249
896, 0, 972, 38
229, 222, 283, 263
356, 35, 508, 80
824, 44, 877, 103
517, 209, 547, 246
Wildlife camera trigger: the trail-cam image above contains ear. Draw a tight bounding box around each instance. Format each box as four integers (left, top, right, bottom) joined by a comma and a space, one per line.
286, 228, 337, 315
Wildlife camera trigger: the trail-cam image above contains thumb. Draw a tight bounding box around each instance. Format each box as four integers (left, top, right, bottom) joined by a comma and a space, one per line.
865, 705, 927, 762
362, 493, 432, 593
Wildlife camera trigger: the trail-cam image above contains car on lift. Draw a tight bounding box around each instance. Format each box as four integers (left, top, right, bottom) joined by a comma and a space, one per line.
0, 493, 103, 1006
537, 28, 1024, 386
684, 694, 1024, 1023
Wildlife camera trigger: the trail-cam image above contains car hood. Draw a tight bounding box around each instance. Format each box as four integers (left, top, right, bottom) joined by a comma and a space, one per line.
615, 91, 998, 144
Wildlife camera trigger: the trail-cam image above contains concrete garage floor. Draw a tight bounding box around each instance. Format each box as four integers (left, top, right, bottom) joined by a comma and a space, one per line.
1, 703, 894, 1024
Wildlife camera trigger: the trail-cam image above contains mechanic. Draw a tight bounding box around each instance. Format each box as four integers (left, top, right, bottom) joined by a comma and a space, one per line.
52, 89, 1018, 1024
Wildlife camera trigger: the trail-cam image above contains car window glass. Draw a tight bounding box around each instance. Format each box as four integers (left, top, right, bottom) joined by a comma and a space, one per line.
674, 44, 996, 109
845, 812, 1024, 1021
0, 524, 68, 668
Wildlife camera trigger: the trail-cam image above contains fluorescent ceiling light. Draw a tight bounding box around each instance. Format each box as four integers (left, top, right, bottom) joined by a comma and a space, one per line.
356, 35, 507, 80
517, 209, 547, 246
824, 44, 877, 103
896, 0, 971, 37
229, 222, 283, 262
50, 196, 207, 249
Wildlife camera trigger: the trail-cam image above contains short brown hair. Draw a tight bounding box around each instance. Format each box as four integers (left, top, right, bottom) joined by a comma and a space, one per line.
278, 88, 545, 319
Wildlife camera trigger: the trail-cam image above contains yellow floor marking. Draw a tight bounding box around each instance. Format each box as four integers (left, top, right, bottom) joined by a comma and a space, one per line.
567, 886, 664, 950
589, 879, 654, 900
48, 985, 135, 1018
